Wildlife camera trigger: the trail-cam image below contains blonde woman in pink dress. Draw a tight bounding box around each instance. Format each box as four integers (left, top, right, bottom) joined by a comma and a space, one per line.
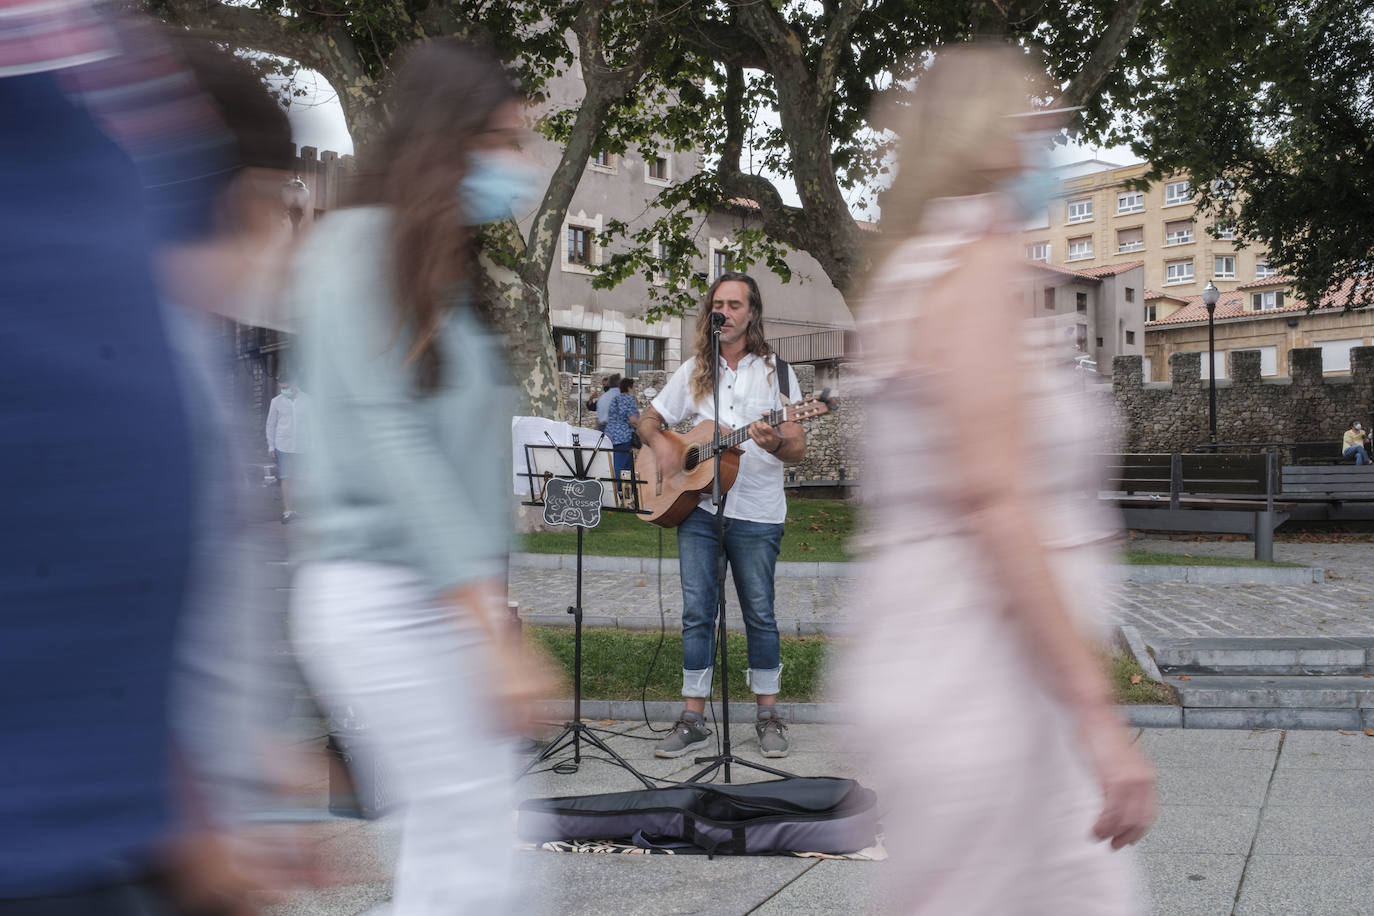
841, 46, 1156, 914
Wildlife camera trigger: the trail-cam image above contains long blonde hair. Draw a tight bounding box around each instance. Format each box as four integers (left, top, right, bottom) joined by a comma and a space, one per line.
689, 272, 773, 402
866, 45, 1046, 284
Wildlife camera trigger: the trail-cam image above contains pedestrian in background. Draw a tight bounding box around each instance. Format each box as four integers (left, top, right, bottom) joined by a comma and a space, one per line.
266, 370, 309, 522
837, 44, 1155, 915
287, 38, 553, 914
603, 376, 640, 495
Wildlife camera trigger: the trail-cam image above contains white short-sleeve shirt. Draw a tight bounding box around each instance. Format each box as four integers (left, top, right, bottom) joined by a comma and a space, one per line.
650, 353, 800, 524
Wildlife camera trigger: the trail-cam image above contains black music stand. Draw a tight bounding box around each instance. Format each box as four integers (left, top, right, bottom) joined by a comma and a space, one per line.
517, 435, 655, 788
687, 319, 796, 786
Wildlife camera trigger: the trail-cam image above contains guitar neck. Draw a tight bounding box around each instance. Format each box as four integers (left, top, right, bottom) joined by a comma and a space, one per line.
718, 406, 789, 449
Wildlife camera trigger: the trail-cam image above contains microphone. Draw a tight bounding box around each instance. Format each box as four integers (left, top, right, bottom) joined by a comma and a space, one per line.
710, 312, 727, 330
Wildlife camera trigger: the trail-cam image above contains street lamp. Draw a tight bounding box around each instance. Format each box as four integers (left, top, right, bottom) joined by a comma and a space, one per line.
1202, 280, 1220, 445
282, 176, 310, 232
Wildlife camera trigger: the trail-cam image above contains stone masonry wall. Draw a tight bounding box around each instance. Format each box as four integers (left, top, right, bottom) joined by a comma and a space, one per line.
1111, 346, 1374, 451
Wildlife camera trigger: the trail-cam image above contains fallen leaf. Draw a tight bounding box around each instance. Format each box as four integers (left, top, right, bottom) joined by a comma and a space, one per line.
1178, 675, 1191, 681
1130, 675, 1143, 685
1364, 728, 1374, 738
1339, 730, 1360, 736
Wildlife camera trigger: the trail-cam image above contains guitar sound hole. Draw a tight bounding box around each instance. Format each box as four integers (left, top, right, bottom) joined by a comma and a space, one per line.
684, 446, 701, 472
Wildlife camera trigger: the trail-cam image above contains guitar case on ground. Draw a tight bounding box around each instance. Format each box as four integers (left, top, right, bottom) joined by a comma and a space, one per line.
517, 776, 880, 856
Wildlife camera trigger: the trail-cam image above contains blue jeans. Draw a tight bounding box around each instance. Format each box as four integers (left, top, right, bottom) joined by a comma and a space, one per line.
611, 441, 633, 481
1345, 445, 1370, 465
677, 507, 784, 697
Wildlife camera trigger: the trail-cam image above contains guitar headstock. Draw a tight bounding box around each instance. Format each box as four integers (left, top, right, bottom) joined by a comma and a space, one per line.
784, 389, 834, 422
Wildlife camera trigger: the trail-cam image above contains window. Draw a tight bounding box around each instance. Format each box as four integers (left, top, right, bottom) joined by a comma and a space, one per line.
1211, 178, 1235, 200
1076, 292, 1088, 313
1164, 219, 1194, 245
1067, 198, 1093, 223
652, 239, 676, 285
1043, 287, 1056, 310
566, 225, 592, 266
1125, 287, 1136, 303
1255, 260, 1277, 279
1117, 191, 1144, 214
1096, 336, 1104, 347
1126, 330, 1136, 345
1027, 242, 1050, 263
1144, 304, 1157, 322
590, 150, 613, 170
712, 248, 732, 280
1214, 256, 1236, 279
1117, 226, 1144, 253
1214, 223, 1236, 241
1199, 349, 1227, 380
624, 336, 665, 377
645, 154, 671, 185
1165, 259, 1194, 284
1067, 236, 1093, 261
1164, 180, 1191, 206
554, 328, 596, 373
1251, 290, 1284, 310
1318, 337, 1365, 373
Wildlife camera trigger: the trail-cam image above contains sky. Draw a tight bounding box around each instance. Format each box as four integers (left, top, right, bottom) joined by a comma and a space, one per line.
281, 67, 1139, 219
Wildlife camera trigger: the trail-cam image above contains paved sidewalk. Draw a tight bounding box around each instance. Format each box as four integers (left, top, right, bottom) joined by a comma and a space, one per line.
509, 538, 1374, 639
266, 724, 1374, 916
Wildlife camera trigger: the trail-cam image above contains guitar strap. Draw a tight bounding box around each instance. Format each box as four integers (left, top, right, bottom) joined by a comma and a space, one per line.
773, 356, 791, 401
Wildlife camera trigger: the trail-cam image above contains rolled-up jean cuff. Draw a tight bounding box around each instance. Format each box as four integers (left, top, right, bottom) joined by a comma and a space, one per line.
746, 665, 782, 696
682, 667, 713, 698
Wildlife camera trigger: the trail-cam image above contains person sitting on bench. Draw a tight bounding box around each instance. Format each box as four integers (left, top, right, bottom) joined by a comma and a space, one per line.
1342, 422, 1371, 466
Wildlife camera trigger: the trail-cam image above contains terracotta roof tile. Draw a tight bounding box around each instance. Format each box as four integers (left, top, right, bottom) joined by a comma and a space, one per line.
1026, 261, 1102, 282
1072, 260, 1144, 278
1237, 275, 1292, 290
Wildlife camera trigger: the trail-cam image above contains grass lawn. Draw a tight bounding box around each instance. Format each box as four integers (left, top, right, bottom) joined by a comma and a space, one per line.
1121, 548, 1304, 568
526, 626, 1177, 707
518, 496, 855, 563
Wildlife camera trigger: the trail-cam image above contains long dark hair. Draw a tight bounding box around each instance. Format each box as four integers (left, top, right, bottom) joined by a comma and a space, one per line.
351, 38, 520, 391
690, 272, 772, 402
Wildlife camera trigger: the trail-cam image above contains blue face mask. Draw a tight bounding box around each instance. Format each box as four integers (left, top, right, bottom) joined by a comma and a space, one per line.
459, 151, 541, 224
1001, 131, 1057, 220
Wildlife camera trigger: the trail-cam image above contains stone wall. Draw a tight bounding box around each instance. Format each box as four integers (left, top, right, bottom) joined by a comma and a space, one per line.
1111, 346, 1374, 451
555, 364, 865, 484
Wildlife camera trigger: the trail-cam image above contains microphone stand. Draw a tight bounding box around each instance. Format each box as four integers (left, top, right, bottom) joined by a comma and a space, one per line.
688, 313, 793, 785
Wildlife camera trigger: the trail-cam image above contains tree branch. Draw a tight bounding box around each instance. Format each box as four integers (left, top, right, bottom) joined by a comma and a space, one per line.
1052, 0, 1148, 109
151, 0, 330, 73
815, 0, 863, 110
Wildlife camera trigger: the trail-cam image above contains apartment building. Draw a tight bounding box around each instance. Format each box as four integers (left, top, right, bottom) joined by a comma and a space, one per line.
1020, 158, 1372, 380
1020, 159, 1272, 306
1019, 260, 1146, 375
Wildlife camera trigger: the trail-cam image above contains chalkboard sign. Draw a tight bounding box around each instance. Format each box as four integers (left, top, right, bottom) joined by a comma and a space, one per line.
542, 477, 604, 528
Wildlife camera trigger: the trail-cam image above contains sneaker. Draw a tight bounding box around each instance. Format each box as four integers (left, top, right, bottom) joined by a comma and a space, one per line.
653, 711, 711, 758
755, 708, 789, 758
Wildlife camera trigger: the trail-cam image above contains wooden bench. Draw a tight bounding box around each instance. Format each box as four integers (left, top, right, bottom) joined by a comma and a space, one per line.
1291, 441, 1347, 466
1101, 453, 1289, 560
1279, 466, 1374, 520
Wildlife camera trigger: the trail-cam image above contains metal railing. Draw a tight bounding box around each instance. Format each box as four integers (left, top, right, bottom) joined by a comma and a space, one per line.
768, 329, 855, 364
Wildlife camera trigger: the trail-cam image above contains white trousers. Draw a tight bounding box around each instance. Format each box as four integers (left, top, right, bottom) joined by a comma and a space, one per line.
292, 562, 516, 915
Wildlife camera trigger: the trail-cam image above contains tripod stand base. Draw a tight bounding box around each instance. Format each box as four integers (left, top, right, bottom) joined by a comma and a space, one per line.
521, 720, 657, 790
687, 751, 794, 784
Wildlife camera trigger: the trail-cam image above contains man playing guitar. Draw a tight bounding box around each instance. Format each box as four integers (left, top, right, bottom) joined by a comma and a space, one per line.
636, 272, 805, 759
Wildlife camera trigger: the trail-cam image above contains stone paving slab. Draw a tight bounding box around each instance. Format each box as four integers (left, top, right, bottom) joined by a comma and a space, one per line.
266, 726, 1374, 916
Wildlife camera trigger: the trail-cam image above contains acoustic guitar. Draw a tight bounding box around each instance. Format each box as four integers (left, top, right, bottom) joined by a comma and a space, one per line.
632, 392, 833, 528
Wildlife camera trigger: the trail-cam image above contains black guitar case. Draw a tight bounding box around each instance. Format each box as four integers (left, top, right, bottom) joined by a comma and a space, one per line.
517, 776, 879, 856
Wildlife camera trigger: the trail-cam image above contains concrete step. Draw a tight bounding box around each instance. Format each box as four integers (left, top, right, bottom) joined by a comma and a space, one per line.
1168, 674, 1374, 708
1151, 637, 1374, 676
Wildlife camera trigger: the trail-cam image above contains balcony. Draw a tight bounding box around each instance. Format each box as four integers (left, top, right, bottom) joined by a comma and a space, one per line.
768, 329, 856, 364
